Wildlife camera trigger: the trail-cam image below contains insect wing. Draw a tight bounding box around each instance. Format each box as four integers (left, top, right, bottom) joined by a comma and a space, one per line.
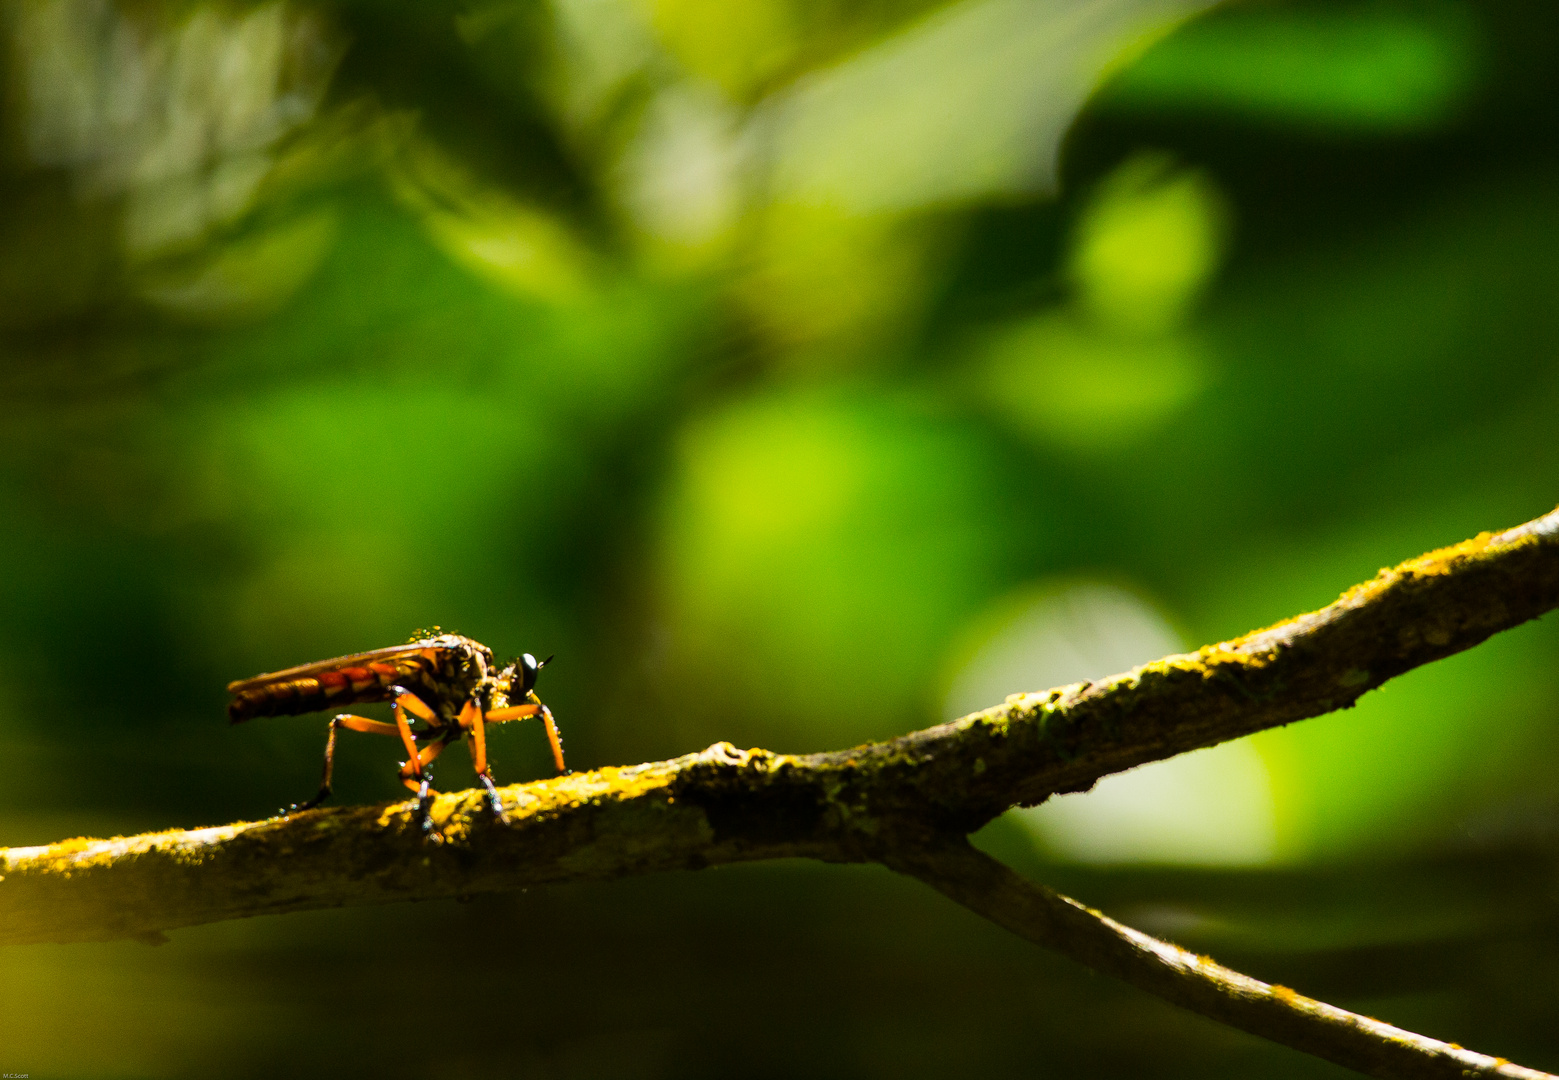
225, 640, 459, 724
226, 641, 439, 694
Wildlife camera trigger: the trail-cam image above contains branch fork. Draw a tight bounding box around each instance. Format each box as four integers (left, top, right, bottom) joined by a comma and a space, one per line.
6, 506, 1559, 1079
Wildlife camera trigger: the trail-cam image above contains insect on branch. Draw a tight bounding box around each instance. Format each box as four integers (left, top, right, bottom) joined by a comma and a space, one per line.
4, 505, 1559, 1080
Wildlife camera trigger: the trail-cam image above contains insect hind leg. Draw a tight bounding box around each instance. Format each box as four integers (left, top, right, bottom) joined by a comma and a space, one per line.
291, 714, 401, 813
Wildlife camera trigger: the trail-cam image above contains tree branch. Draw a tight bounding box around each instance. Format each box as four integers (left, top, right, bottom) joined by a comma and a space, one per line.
4, 507, 1558, 1078
4, 506, 1558, 945
888, 839, 1557, 1080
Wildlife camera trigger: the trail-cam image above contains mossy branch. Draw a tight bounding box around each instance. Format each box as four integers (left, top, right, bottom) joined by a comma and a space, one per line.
4, 506, 1558, 1079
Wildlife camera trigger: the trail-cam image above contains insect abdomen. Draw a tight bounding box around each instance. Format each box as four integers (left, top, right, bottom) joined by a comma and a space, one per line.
227, 658, 430, 723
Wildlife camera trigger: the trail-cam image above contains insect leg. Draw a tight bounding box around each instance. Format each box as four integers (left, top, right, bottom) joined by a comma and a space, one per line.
397, 736, 448, 784
476, 772, 508, 823
457, 700, 488, 771
389, 686, 439, 765
398, 736, 450, 840
485, 703, 540, 721
414, 771, 437, 840
458, 700, 508, 823
484, 701, 566, 773
395, 687, 440, 723
291, 714, 402, 812
540, 705, 566, 774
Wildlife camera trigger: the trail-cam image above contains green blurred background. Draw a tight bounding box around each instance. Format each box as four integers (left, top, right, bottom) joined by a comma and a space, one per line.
2, 0, 1558, 1075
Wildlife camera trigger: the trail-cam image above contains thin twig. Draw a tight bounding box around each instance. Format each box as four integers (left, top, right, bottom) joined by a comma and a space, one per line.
888, 839, 1557, 1080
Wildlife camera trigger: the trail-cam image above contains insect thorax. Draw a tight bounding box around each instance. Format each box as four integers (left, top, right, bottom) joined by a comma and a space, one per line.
420, 635, 495, 718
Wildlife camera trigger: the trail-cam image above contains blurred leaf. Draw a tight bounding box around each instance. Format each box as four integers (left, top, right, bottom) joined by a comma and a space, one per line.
615, 82, 748, 259
967, 153, 1225, 451
731, 4, 1220, 355
756, 0, 1219, 215
540, 0, 662, 138
974, 310, 1210, 451
644, 0, 803, 98
737, 203, 950, 353
1068, 153, 1229, 335
1101, 0, 1482, 131
941, 578, 1184, 720
137, 207, 340, 322
14, 0, 342, 256
391, 138, 595, 302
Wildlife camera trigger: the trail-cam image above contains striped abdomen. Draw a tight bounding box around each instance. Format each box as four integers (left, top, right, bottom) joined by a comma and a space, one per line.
227, 655, 435, 723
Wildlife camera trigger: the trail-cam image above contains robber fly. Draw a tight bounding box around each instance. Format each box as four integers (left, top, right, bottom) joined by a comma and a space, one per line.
227, 632, 564, 834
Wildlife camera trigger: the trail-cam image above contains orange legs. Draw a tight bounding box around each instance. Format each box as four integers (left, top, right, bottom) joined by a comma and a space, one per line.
288, 686, 560, 834
457, 699, 509, 823
399, 737, 452, 839
486, 700, 567, 773
291, 687, 449, 841
389, 688, 451, 837
391, 686, 437, 761
396, 733, 448, 788
291, 713, 403, 812
539, 705, 565, 774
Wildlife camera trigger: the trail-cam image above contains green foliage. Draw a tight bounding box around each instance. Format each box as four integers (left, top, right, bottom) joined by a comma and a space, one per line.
2, 0, 1558, 1074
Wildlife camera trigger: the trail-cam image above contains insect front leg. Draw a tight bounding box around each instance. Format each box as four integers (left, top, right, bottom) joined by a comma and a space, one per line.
485, 699, 567, 773
539, 705, 565, 774
291, 714, 403, 813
